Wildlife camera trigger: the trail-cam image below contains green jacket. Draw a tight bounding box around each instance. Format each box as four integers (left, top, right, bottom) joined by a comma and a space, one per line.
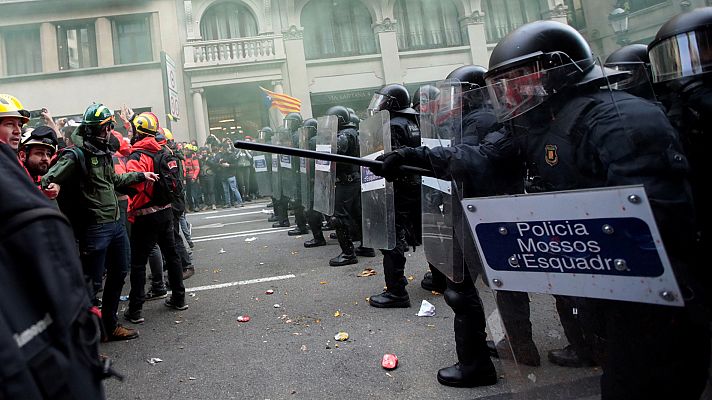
41, 131, 145, 225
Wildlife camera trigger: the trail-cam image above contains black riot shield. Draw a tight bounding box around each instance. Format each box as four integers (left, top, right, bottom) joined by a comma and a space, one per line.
276, 128, 298, 199
455, 62, 707, 398
359, 111, 395, 250
312, 116, 337, 216
254, 133, 272, 197
269, 135, 281, 196
418, 79, 464, 283
298, 126, 313, 210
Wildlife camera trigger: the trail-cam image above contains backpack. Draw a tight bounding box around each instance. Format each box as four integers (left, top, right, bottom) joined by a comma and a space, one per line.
53, 146, 90, 237
0, 144, 116, 400
132, 147, 184, 207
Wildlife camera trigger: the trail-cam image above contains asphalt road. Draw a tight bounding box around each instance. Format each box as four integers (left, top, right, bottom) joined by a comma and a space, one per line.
102, 198, 605, 400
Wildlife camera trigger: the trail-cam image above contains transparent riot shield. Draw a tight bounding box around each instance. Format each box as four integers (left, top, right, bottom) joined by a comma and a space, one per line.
359, 111, 395, 250
253, 134, 272, 197
312, 115, 337, 216
298, 126, 313, 210
269, 135, 281, 196
418, 79, 464, 283
276, 128, 298, 199
455, 62, 702, 398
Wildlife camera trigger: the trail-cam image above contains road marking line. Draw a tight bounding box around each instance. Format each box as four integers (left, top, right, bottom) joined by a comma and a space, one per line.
204, 210, 269, 219
187, 203, 271, 216
487, 309, 505, 343
193, 226, 289, 240
185, 274, 297, 293
192, 219, 264, 230
193, 227, 292, 242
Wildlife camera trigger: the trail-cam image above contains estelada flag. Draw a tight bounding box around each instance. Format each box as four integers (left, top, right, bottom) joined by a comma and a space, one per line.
259, 86, 301, 115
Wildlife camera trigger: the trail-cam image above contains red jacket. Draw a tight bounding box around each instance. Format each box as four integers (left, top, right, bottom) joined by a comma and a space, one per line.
126, 136, 163, 213
184, 155, 200, 181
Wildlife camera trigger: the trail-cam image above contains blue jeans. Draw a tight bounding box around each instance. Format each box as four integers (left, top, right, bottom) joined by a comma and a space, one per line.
78, 220, 130, 332
222, 176, 243, 206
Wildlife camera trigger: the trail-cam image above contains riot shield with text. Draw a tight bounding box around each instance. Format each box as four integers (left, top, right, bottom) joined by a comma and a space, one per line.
298, 126, 313, 210
312, 115, 337, 216
455, 62, 703, 399
276, 128, 298, 199
359, 111, 395, 250
418, 79, 464, 283
269, 135, 281, 197
253, 134, 272, 197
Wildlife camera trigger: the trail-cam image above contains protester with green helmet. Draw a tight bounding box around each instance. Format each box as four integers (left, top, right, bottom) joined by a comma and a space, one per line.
41, 102, 158, 342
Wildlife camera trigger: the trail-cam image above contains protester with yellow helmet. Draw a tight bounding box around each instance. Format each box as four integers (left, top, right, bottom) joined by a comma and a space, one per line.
0, 94, 30, 151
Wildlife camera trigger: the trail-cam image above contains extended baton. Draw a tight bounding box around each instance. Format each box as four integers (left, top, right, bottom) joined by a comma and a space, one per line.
233, 140, 436, 177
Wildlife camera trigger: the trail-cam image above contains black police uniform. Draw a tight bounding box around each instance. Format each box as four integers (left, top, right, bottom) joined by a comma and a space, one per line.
304, 133, 327, 247
368, 111, 422, 306
288, 129, 309, 235
330, 126, 362, 265
513, 89, 707, 399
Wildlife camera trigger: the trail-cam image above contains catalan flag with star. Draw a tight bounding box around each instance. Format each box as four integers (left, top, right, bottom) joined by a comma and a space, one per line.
260, 86, 302, 115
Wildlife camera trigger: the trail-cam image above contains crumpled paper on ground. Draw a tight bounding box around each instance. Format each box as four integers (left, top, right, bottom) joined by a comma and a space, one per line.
416, 300, 435, 317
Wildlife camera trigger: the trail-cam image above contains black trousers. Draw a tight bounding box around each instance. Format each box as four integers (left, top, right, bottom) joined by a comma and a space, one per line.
333, 181, 360, 254
128, 208, 185, 312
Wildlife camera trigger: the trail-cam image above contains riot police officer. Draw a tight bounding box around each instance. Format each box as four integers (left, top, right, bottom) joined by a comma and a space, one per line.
283, 112, 310, 236
649, 8, 712, 309
604, 43, 656, 100
327, 105, 374, 266
301, 118, 327, 247
366, 84, 422, 308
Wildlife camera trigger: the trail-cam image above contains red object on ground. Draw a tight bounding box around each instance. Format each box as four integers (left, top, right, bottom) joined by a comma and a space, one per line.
382, 354, 398, 370
237, 315, 250, 322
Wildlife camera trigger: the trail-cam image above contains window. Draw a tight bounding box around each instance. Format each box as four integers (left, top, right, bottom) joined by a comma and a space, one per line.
3, 26, 42, 75
566, 0, 586, 30
301, 0, 377, 60
625, 0, 667, 12
57, 23, 97, 70
394, 0, 463, 51
483, 0, 542, 43
113, 15, 153, 64
200, 2, 258, 40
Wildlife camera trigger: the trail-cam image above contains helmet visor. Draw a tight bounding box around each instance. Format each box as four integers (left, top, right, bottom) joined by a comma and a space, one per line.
605, 63, 648, 90
367, 93, 388, 115
485, 63, 549, 122
649, 29, 712, 83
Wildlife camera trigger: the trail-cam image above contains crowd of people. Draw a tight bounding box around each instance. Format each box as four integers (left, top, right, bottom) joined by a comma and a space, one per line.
1, 7, 711, 399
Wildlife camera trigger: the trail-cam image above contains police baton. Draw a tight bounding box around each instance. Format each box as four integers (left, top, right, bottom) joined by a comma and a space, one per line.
233, 140, 436, 177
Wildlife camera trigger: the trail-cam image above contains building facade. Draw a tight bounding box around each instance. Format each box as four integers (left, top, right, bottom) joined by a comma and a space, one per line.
0, 0, 706, 143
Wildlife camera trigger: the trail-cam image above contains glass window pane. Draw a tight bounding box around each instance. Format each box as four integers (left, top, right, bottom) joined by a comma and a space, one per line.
3, 27, 42, 75
200, 3, 258, 40
114, 17, 152, 64
394, 0, 462, 51
301, 0, 376, 60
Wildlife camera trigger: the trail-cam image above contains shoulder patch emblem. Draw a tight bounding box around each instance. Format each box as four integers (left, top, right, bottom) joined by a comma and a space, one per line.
91, 157, 99, 166
545, 144, 558, 166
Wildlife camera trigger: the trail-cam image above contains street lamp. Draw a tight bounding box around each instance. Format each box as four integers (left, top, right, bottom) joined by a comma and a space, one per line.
609, 7, 630, 45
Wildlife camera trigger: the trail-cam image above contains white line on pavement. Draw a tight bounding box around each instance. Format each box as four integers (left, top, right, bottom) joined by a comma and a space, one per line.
193, 227, 292, 242
185, 274, 297, 293
192, 219, 264, 230
487, 309, 505, 344
204, 210, 269, 219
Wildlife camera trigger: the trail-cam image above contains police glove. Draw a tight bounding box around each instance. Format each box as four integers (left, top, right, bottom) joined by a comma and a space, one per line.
371, 149, 408, 181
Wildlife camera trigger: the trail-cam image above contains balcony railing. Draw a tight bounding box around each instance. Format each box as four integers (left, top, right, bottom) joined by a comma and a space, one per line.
184, 35, 285, 68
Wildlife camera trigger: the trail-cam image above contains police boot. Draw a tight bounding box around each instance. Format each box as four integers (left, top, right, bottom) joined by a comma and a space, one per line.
304, 237, 327, 248
288, 226, 309, 236
421, 269, 447, 293
355, 246, 376, 257
329, 228, 357, 266
438, 286, 498, 388
486, 325, 541, 367
272, 220, 290, 228
368, 290, 410, 308
268, 214, 279, 222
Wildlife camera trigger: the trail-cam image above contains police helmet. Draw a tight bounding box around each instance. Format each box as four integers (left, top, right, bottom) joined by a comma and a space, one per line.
283, 112, 303, 131
412, 85, 441, 112
605, 44, 655, 98
258, 126, 274, 142
325, 105, 352, 129
446, 65, 487, 90
368, 84, 410, 114
303, 117, 318, 138
648, 7, 712, 84
484, 20, 625, 121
